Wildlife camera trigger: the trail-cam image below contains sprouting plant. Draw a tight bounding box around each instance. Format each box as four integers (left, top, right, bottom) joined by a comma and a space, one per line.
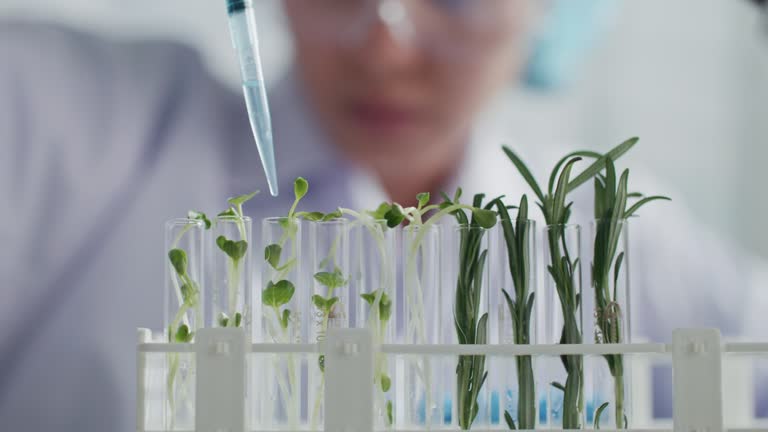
262, 178, 309, 338
591, 157, 669, 429
442, 191, 498, 431
261, 178, 311, 430
166, 210, 210, 430
216, 191, 258, 327
503, 137, 638, 428
362, 288, 394, 425
494, 195, 536, 430
310, 263, 349, 428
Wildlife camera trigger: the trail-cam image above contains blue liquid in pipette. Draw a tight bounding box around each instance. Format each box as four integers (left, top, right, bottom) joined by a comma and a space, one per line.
242, 80, 277, 196
226, 1, 278, 196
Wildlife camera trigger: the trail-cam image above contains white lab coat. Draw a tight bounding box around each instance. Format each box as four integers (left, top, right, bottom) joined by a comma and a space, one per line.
0, 21, 766, 431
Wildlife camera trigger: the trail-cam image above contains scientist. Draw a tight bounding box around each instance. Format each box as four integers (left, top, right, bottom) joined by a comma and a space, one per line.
0, 1, 766, 430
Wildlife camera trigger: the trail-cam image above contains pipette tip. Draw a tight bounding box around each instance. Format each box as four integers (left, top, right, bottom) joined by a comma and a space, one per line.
267, 177, 279, 197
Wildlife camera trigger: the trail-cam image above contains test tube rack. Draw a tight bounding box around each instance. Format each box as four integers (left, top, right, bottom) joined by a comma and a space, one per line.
137, 327, 768, 432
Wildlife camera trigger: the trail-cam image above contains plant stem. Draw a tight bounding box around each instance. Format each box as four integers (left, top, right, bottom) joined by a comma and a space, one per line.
614, 359, 625, 429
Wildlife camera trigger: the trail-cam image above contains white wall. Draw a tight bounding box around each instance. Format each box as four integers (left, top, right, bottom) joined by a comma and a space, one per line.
2, 0, 767, 257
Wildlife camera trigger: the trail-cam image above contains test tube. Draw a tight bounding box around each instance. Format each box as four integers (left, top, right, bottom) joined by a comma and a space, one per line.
307, 218, 351, 430
544, 223, 584, 428
225, 0, 278, 196
163, 218, 205, 431
401, 224, 443, 429
258, 217, 303, 430
350, 220, 396, 429
490, 219, 540, 430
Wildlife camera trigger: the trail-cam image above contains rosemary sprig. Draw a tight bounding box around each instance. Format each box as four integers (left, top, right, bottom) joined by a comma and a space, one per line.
503, 137, 639, 428
494, 195, 536, 430
443, 192, 498, 430
591, 157, 669, 429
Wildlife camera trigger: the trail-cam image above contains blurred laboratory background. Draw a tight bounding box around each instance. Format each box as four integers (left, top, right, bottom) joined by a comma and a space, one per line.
2, 0, 766, 258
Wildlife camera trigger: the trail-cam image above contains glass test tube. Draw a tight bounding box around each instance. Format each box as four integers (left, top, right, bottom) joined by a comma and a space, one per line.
401, 224, 444, 429
488, 219, 541, 430
444, 225, 492, 430
589, 219, 631, 429
257, 217, 304, 430
544, 224, 584, 429
350, 220, 396, 429
163, 218, 205, 431
307, 219, 351, 430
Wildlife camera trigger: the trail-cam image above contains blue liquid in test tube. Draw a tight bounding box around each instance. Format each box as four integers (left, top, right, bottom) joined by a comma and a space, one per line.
226, 0, 278, 196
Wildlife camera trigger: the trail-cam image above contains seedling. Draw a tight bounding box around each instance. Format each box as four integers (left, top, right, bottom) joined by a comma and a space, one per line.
503, 137, 638, 428
165, 211, 210, 430
261, 178, 310, 430
591, 157, 669, 429
216, 191, 258, 327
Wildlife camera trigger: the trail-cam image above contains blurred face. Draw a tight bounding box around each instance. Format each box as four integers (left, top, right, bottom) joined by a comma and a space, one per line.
284, 0, 532, 169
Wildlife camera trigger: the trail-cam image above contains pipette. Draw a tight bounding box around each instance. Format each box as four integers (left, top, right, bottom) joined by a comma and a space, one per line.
225, 0, 279, 196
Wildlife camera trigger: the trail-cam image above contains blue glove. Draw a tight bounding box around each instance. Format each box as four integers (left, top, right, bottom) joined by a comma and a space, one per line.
524, 0, 620, 91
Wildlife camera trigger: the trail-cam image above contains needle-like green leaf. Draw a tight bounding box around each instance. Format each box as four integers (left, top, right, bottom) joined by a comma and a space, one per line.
502, 146, 545, 202
566, 137, 638, 193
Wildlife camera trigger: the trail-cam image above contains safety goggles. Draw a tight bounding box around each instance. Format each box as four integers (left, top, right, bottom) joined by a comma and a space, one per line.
288, 0, 526, 61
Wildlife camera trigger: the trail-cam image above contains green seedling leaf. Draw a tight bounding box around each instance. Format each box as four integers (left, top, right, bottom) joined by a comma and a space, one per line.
361, 290, 392, 322
281, 309, 291, 329
228, 190, 259, 209
294, 177, 309, 200
218, 208, 236, 217
380, 374, 391, 392
313, 295, 339, 313
386, 400, 393, 425
312, 294, 327, 310
368, 202, 391, 220
325, 296, 339, 312
416, 192, 430, 209
264, 244, 282, 269
262, 280, 295, 308
471, 208, 497, 229
187, 210, 212, 229
218, 312, 229, 327
384, 204, 406, 228
314, 268, 347, 290
235, 312, 242, 327
168, 248, 188, 276
174, 324, 193, 343
318, 355, 325, 372
322, 208, 343, 221
217, 236, 248, 261
297, 211, 325, 221
594, 402, 610, 429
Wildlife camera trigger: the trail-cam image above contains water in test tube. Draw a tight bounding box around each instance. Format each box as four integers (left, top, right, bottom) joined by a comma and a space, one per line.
226, 0, 279, 196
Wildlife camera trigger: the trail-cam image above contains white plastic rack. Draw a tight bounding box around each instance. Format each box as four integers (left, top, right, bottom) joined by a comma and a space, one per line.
137, 327, 768, 432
